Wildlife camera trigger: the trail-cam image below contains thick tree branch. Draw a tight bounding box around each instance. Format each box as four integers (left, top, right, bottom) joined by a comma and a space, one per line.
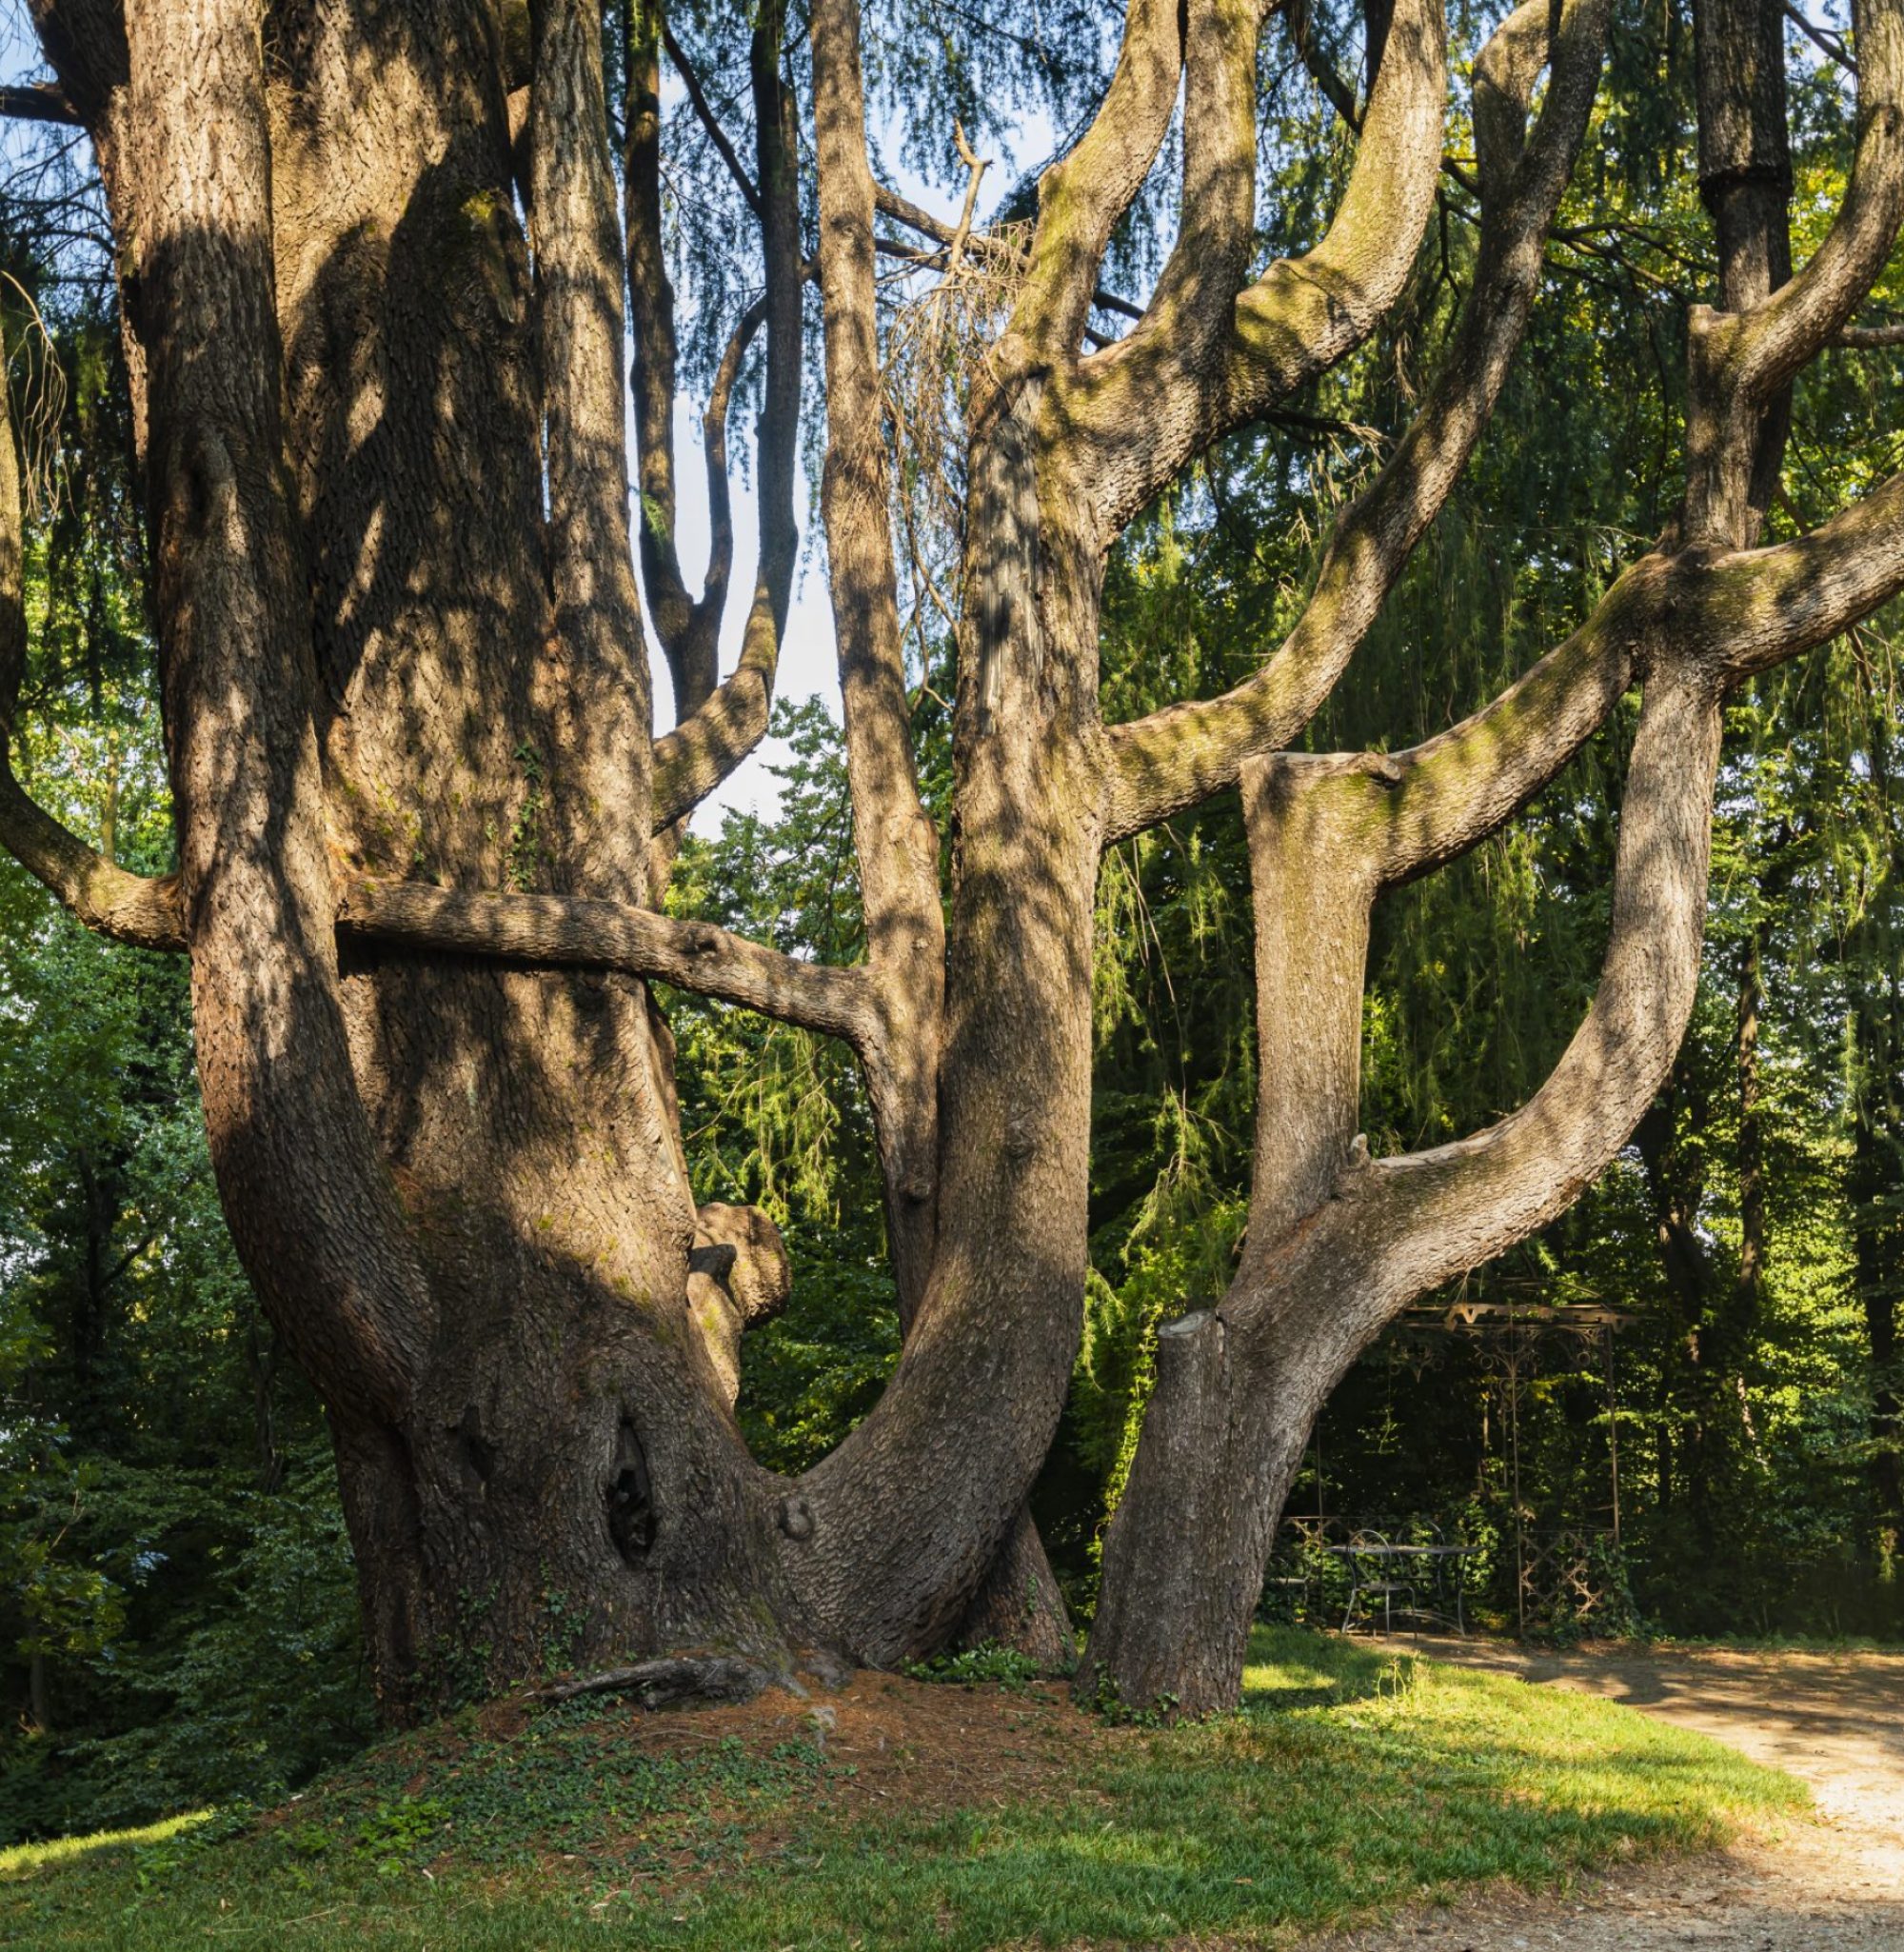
635, 4, 803, 836
533, 0, 652, 896
1055, 0, 1442, 533
1230, 655, 1725, 1359
338, 879, 883, 1054
1103, 0, 1609, 838
0, 81, 77, 124
25, 0, 124, 132
1694, 465, 1904, 675
1087, 618, 1723, 1719
1254, 463, 1904, 897
1010, 0, 1184, 361
810, 0, 947, 1310
0, 772, 186, 946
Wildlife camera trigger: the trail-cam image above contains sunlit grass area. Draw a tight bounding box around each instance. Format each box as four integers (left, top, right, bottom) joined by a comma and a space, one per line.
0, 1811, 211, 1880
1, 1628, 1805, 1951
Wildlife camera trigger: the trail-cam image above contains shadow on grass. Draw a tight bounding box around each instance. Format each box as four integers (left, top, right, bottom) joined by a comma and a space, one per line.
1240, 1623, 1414, 1712
1, 1628, 1807, 1952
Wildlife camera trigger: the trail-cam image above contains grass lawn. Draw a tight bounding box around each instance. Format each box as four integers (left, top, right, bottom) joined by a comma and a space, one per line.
0, 1627, 1806, 1950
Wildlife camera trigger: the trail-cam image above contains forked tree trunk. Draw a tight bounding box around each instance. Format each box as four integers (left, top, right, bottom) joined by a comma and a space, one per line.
12, 0, 1904, 1727
25, 0, 1102, 1713
1089, 661, 1728, 1712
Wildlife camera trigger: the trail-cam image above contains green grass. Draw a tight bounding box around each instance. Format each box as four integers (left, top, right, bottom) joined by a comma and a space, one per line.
0, 1813, 212, 1880
1, 1629, 1807, 1951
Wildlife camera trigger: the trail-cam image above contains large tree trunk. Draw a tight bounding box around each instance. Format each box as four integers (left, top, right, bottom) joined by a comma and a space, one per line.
1088, 648, 1726, 1714
35, 0, 1091, 1715
16, 0, 1903, 1732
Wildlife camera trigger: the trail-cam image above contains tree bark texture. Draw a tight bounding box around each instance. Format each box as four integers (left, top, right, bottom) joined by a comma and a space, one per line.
7, 0, 1904, 1721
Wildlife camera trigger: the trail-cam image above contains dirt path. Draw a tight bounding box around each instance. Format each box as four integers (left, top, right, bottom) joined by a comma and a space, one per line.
1301, 1636, 1904, 1950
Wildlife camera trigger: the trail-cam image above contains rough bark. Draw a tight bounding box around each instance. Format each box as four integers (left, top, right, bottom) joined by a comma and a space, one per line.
1085, 0, 1904, 1715
9, 0, 1904, 1726
1091, 657, 1729, 1712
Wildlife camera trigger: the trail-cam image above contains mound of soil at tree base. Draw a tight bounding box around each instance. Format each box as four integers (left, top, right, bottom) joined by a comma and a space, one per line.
546, 1668, 1098, 1830
1296, 1637, 1904, 1951
275, 1668, 1109, 1897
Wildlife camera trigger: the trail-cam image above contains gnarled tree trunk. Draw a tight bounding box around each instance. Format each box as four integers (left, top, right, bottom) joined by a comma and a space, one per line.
6, 0, 1903, 1724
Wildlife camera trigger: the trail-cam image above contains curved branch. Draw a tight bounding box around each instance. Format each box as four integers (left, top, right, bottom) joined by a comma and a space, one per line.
338, 878, 883, 1053
1227, 0, 1445, 401
0, 772, 185, 946
0, 322, 183, 947
698, 292, 768, 646
1248, 462, 1904, 896
648, 595, 779, 828
1698, 465, 1904, 675
1008, 0, 1185, 361
1103, 0, 1610, 838
638, 5, 803, 830
1839, 320, 1904, 346
1230, 652, 1726, 1355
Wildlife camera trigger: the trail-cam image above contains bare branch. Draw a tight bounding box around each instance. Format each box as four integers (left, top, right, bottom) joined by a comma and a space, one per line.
1784, 0, 1856, 74
1285, 0, 1361, 129
663, 20, 761, 218
1838, 319, 1904, 345
0, 82, 78, 125
873, 182, 1142, 317
339, 879, 883, 1054
1103, 0, 1611, 839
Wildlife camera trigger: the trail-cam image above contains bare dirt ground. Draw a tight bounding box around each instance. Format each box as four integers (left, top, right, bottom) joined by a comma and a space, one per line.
1301, 1635, 1904, 1950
